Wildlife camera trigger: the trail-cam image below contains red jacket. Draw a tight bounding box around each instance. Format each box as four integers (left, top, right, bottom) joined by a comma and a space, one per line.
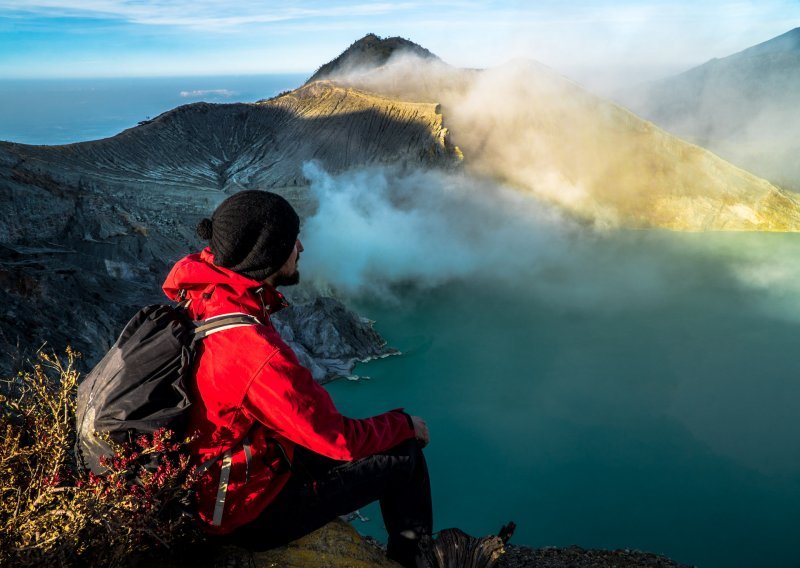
162, 248, 415, 534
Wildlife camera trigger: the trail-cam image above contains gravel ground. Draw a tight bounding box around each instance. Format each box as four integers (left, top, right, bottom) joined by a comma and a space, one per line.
498, 544, 695, 568
365, 530, 695, 568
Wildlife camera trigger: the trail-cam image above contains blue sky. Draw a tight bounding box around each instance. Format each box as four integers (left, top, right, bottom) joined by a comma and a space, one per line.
1, 1, 799, 88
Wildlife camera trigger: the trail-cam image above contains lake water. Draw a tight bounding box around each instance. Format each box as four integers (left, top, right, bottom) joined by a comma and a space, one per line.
0, 74, 307, 145
328, 232, 800, 568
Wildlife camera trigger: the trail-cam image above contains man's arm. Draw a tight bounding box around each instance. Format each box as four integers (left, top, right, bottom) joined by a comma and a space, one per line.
242, 346, 416, 461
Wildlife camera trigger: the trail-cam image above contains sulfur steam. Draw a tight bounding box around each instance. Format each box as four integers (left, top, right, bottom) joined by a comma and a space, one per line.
314, 50, 800, 232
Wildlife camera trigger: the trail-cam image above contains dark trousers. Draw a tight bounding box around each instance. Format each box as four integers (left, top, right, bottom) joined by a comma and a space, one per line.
223, 438, 433, 567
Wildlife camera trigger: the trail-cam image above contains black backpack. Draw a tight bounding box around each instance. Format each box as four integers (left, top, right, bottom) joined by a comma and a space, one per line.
75, 303, 259, 474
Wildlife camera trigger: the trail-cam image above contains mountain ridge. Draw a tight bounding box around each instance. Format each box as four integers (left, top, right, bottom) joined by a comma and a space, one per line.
1, 81, 457, 242
736, 26, 800, 57
617, 27, 800, 190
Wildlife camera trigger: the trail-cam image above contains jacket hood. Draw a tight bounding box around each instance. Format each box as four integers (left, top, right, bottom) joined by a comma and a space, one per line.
163, 248, 287, 318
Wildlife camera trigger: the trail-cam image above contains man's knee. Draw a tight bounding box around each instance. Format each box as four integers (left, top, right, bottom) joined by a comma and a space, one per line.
386, 438, 425, 478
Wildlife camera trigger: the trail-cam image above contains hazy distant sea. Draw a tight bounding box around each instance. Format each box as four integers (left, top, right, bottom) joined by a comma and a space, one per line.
0, 74, 308, 145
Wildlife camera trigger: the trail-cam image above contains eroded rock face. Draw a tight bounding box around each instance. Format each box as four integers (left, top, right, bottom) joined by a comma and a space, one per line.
0, 241, 173, 376
1, 81, 457, 210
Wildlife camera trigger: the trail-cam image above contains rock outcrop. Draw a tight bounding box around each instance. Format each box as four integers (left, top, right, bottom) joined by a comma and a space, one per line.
137, 520, 400, 568
273, 297, 397, 383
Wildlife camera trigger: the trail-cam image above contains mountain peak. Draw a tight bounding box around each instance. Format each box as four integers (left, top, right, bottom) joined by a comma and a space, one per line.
306, 34, 439, 84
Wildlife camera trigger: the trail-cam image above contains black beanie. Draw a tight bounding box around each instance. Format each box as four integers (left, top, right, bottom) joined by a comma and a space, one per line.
196, 190, 300, 281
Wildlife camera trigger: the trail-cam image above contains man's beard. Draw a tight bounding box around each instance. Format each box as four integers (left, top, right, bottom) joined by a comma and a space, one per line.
272, 270, 300, 287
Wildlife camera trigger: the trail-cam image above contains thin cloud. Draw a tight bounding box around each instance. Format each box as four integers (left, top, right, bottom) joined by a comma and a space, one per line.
0, 1, 420, 30
3, 0, 798, 81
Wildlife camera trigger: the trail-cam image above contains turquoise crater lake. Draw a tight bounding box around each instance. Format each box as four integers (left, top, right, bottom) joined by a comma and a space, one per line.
328, 232, 800, 568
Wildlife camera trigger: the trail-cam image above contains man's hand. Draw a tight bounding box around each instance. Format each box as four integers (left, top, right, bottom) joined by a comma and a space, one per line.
410, 415, 430, 447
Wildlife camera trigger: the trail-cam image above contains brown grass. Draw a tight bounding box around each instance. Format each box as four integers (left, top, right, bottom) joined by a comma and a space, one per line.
0, 348, 199, 567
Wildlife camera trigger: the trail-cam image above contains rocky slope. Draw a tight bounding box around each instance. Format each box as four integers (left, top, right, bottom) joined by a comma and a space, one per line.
617, 27, 800, 191
272, 297, 397, 383
308, 35, 800, 231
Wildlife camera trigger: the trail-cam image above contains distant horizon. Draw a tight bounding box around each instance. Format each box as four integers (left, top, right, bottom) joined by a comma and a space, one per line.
0, 72, 312, 81
0, 74, 308, 145
2, 1, 799, 94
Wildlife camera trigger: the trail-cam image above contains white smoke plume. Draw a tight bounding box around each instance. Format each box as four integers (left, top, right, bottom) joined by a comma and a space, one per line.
298, 159, 800, 323
301, 161, 568, 295
300, 162, 748, 310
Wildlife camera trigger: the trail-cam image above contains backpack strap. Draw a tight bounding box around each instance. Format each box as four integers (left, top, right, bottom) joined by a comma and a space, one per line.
242, 434, 253, 484
212, 449, 233, 527
195, 433, 254, 527
190, 312, 261, 526
193, 312, 261, 340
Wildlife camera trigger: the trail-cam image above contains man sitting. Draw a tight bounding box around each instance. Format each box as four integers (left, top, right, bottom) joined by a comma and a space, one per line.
162, 190, 432, 567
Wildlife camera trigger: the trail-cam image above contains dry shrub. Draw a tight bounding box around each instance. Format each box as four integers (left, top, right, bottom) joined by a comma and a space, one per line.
0, 348, 200, 567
